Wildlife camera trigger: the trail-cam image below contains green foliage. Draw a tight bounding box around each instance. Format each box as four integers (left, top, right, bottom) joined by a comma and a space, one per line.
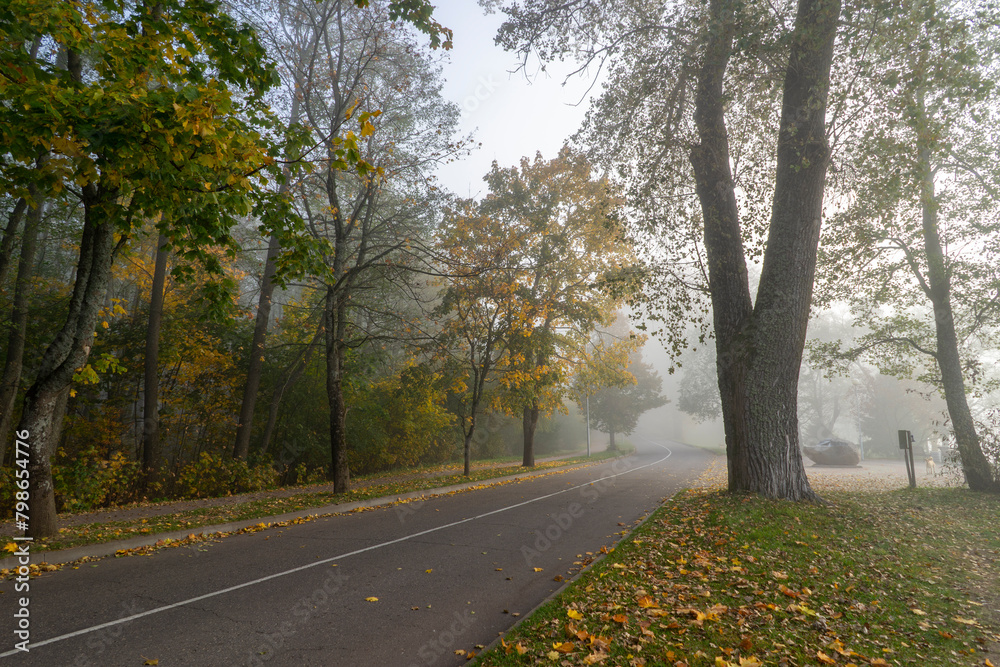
173, 452, 278, 499
51, 449, 142, 514
586, 349, 667, 442
290, 461, 328, 486
347, 365, 456, 475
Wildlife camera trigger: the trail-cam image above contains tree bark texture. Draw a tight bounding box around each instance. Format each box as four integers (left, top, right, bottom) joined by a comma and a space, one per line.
691, 0, 840, 501
0, 194, 44, 463
325, 285, 350, 492
521, 403, 539, 467
141, 234, 168, 484
20, 184, 116, 537
0, 198, 27, 289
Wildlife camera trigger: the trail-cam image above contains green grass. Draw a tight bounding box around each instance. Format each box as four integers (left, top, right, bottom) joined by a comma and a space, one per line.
474, 486, 1000, 666
1, 448, 628, 557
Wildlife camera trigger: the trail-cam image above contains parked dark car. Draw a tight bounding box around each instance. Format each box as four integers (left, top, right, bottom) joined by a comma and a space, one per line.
802, 439, 860, 466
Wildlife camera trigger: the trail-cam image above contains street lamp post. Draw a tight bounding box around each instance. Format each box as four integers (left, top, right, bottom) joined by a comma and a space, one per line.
585, 393, 591, 457
851, 378, 865, 461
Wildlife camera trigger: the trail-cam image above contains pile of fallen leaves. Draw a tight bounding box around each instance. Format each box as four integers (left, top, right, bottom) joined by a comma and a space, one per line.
476, 486, 1000, 666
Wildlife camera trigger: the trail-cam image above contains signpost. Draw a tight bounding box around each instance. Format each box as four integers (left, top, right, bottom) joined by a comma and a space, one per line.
898, 429, 917, 488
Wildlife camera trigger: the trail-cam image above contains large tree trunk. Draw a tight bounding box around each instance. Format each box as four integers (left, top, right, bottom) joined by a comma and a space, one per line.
917, 145, 998, 491
691, 0, 839, 501
21, 184, 117, 537
521, 403, 539, 467
141, 234, 168, 485
0, 193, 44, 462
324, 286, 350, 492
608, 429, 617, 452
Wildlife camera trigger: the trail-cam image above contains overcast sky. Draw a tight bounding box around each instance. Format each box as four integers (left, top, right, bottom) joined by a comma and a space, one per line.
429, 2, 601, 198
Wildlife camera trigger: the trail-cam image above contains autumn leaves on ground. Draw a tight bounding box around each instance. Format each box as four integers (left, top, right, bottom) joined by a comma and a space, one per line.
475, 461, 1000, 667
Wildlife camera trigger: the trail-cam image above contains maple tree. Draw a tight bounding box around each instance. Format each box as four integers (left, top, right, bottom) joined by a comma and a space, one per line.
434, 201, 532, 476
478, 148, 634, 466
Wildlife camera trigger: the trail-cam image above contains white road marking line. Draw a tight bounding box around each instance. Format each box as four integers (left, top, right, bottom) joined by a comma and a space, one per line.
1, 443, 672, 658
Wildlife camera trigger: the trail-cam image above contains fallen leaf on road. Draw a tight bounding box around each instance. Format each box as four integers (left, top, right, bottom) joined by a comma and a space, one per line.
365, 597, 378, 602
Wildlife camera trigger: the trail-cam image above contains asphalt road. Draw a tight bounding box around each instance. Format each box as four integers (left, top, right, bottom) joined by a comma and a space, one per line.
1, 436, 712, 666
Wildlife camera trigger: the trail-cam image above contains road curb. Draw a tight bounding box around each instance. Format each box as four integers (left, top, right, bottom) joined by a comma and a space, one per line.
1, 457, 623, 570
469, 489, 679, 664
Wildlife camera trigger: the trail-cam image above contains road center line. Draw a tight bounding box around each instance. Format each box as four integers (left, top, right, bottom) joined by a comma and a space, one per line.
1, 443, 672, 658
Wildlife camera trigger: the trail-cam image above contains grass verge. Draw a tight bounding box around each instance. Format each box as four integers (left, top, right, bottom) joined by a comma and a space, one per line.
474, 486, 1000, 666
1, 448, 628, 557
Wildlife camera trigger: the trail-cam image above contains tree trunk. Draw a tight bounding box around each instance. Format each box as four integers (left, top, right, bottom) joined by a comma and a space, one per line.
233, 93, 300, 460
141, 233, 168, 485
463, 428, 473, 476
232, 233, 280, 459
609, 430, 617, 452
21, 185, 116, 537
0, 198, 27, 289
521, 403, 539, 467
917, 145, 998, 491
692, 0, 839, 501
259, 325, 323, 455
325, 286, 350, 492
0, 194, 44, 462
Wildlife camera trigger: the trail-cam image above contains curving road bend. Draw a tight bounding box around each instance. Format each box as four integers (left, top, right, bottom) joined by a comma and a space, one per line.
0, 436, 712, 666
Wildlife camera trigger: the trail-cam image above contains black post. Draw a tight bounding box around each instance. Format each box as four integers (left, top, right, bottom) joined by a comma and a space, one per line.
898, 429, 917, 488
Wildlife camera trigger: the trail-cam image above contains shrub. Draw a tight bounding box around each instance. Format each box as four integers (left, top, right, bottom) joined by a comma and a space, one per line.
174, 452, 278, 499
51, 448, 143, 513
347, 365, 456, 475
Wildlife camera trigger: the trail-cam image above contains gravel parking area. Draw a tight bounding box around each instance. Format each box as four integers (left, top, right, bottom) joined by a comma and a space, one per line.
693, 454, 966, 493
